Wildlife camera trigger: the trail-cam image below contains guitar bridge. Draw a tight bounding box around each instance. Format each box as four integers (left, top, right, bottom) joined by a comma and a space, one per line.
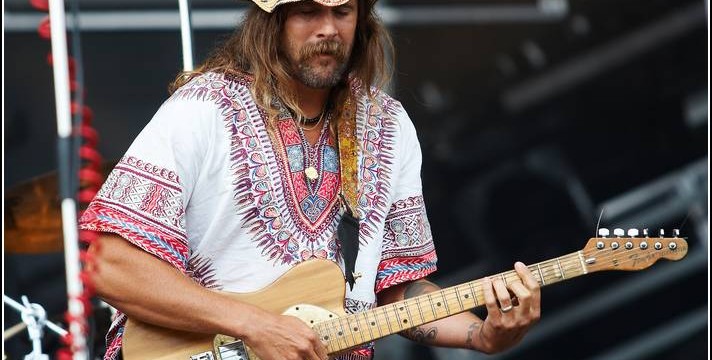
189, 352, 215, 360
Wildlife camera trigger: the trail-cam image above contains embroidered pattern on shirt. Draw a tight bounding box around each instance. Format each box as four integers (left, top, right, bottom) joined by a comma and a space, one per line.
353, 84, 400, 245
80, 156, 189, 271
376, 196, 437, 293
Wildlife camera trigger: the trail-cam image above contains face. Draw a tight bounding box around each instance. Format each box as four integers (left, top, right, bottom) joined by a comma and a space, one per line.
281, 0, 358, 89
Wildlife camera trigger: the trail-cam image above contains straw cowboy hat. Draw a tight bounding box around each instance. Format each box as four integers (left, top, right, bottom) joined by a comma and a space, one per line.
250, 0, 352, 13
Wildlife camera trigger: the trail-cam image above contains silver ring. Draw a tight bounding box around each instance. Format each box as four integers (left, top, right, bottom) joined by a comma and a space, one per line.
500, 305, 513, 313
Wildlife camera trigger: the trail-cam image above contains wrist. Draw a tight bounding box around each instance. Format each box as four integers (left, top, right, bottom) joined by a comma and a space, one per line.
231, 304, 271, 342
475, 321, 495, 354
214, 295, 266, 341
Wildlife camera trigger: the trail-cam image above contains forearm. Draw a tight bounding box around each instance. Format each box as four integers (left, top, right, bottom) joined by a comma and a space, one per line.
401, 308, 486, 351
89, 234, 264, 340
378, 279, 491, 353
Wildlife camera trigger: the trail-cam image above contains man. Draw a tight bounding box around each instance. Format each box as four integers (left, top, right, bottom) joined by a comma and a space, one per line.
81, 0, 541, 359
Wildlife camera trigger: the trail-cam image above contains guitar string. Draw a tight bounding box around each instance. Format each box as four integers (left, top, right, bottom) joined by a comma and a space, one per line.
315, 256, 625, 353
316, 238, 686, 351
314, 238, 685, 351
314, 258, 574, 351
316, 253, 583, 344
313, 257, 586, 351
315, 252, 603, 350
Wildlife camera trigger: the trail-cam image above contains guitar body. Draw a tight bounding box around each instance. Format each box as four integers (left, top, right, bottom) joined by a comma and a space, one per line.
123, 259, 348, 360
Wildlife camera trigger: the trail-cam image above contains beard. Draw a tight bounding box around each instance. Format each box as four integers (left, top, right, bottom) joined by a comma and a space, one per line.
286, 40, 350, 89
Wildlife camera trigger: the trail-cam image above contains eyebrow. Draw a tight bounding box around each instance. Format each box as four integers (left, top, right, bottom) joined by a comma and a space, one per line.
290, 1, 354, 13
334, 3, 355, 11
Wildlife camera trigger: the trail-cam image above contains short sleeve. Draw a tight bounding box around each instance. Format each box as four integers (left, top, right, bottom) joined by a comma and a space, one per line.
374, 108, 437, 293
79, 93, 216, 273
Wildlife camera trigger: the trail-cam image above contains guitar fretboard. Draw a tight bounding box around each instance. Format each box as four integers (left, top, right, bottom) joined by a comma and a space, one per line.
314, 251, 588, 353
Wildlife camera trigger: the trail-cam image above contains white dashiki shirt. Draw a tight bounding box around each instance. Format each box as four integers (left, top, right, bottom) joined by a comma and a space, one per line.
79, 72, 437, 360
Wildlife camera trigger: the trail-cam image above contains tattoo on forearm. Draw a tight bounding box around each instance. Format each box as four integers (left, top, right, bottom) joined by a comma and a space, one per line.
401, 280, 441, 343
403, 279, 440, 299
404, 326, 438, 344
465, 321, 481, 349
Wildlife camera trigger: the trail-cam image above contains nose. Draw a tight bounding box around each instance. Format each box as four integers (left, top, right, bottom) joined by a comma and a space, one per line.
316, 12, 338, 40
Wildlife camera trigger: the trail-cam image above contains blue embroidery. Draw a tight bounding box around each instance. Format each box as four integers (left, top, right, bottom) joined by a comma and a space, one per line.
287, 145, 304, 172
300, 195, 328, 222
322, 145, 339, 173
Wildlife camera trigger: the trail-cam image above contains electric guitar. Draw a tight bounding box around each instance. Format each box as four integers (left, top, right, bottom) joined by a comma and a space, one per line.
122, 230, 688, 359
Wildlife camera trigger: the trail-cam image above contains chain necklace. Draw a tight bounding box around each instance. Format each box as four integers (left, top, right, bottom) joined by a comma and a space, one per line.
298, 113, 331, 183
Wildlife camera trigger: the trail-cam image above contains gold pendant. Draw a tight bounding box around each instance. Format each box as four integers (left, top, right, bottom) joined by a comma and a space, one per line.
305, 167, 319, 180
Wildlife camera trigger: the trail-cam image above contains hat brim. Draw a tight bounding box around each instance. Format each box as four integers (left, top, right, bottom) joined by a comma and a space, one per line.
252, 0, 351, 13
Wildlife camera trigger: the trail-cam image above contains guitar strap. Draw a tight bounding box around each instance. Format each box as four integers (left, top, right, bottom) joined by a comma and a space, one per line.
337, 95, 360, 290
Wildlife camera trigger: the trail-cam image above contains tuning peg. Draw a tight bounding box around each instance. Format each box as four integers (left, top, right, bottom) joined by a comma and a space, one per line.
627, 229, 639, 237
659, 229, 665, 237
673, 229, 680, 237
613, 228, 625, 237
598, 228, 610, 237
643, 228, 649, 237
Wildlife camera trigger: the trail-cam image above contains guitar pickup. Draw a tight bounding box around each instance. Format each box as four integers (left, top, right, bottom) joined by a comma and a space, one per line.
217, 339, 249, 360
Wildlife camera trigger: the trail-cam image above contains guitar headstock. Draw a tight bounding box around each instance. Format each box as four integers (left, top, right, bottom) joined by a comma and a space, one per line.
581, 228, 688, 273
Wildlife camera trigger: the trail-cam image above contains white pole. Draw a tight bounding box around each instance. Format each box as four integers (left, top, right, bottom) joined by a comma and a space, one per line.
178, 0, 194, 71
47, 0, 87, 358
48, 0, 72, 139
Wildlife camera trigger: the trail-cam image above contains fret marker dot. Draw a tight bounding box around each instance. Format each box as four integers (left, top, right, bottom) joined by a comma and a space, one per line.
399, 307, 404, 311
437, 302, 441, 307
353, 327, 358, 331
371, 322, 376, 326
464, 294, 470, 298
324, 336, 329, 340
403, 319, 408, 324
338, 331, 343, 336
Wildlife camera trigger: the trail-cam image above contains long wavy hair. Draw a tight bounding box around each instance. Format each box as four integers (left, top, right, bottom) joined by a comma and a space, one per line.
170, 0, 393, 124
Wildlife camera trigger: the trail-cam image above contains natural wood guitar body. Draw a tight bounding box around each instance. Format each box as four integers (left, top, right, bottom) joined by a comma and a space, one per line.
123, 260, 347, 360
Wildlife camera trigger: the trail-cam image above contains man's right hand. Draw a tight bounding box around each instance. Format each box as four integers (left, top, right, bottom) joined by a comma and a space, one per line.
244, 310, 329, 360
90, 235, 329, 360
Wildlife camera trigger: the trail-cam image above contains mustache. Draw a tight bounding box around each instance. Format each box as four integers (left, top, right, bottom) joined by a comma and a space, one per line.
299, 40, 347, 62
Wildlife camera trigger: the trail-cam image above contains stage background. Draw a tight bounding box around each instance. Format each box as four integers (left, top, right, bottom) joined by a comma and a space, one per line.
4, 0, 708, 358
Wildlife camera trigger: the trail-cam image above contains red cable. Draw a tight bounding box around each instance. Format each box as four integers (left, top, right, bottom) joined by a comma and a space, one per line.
30, 0, 104, 357
30, 0, 48, 11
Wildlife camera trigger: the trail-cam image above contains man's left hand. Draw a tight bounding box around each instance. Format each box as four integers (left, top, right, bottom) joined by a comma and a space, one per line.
478, 261, 541, 354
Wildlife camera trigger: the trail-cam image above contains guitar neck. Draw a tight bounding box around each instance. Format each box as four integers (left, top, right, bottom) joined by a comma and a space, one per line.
316, 251, 588, 353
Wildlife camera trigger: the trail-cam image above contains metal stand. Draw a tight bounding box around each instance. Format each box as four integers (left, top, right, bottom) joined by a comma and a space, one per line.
3, 295, 68, 360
